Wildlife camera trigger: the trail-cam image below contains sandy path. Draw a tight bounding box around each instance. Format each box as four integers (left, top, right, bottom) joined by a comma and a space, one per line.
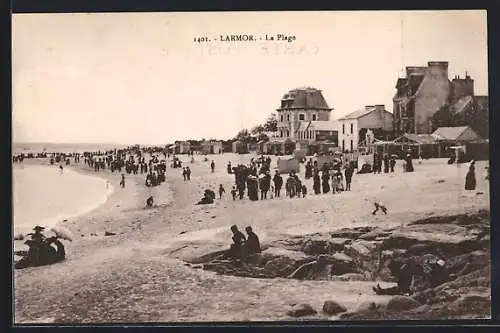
13, 154, 490, 323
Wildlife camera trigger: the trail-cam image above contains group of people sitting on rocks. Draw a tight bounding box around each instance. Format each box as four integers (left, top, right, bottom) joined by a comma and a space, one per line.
15, 226, 66, 269
226, 225, 261, 260
373, 253, 447, 296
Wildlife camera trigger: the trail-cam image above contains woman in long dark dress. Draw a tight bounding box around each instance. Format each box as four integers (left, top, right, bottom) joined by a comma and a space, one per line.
305, 161, 313, 179
321, 170, 330, 194
405, 154, 414, 172
313, 172, 321, 194
465, 165, 476, 190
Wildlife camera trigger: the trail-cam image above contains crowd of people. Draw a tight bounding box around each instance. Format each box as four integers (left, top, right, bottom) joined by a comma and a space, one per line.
78, 150, 169, 188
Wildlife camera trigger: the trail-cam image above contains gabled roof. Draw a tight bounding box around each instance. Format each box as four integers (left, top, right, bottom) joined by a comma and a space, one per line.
309, 120, 339, 131
295, 120, 339, 132
338, 108, 373, 120
432, 126, 472, 141
394, 134, 436, 145
337, 106, 391, 120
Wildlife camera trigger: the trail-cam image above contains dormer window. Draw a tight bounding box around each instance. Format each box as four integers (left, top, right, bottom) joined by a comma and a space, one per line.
299, 114, 305, 121
312, 114, 317, 121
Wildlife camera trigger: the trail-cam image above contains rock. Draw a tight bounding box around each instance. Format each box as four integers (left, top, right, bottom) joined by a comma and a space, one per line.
480, 235, 490, 249
355, 301, 377, 312
381, 250, 394, 260
301, 235, 338, 255
261, 248, 312, 277
246, 253, 267, 266
325, 253, 356, 275
385, 295, 422, 311
287, 261, 317, 279
330, 252, 353, 263
406, 243, 432, 256
382, 224, 474, 255
330, 228, 368, 239
179, 231, 187, 234
353, 239, 377, 251
330, 273, 367, 281
445, 250, 489, 277
330, 237, 351, 248
345, 242, 371, 257
323, 301, 347, 315
359, 229, 392, 241
287, 304, 317, 317
14, 234, 24, 241
104, 231, 116, 236
262, 247, 309, 261
461, 294, 490, 303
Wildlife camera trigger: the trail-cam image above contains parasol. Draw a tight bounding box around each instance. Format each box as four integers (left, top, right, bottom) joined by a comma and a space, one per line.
51, 226, 73, 241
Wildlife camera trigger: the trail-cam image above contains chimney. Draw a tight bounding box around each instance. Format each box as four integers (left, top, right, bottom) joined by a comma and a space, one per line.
427, 61, 449, 78
374, 105, 385, 111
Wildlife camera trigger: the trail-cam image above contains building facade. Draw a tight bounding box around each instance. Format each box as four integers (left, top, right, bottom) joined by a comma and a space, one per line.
393, 61, 487, 136
276, 87, 333, 140
337, 105, 393, 152
173, 141, 191, 154
200, 140, 223, 154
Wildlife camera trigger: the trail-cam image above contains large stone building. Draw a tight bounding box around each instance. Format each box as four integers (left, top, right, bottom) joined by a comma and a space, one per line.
337, 105, 393, 152
276, 87, 335, 140
393, 61, 488, 137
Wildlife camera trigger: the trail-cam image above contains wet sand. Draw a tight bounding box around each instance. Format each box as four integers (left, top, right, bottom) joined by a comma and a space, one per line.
13, 154, 490, 323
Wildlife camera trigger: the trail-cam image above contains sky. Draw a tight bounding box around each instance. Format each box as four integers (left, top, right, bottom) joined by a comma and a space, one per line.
12, 10, 488, 145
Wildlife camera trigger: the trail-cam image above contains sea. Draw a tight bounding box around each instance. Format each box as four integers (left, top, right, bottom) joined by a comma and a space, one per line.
12, 142, 120, 236
12, 142, 129, 155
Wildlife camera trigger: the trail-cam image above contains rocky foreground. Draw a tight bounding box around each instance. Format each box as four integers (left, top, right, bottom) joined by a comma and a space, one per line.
185, 209, 491, 320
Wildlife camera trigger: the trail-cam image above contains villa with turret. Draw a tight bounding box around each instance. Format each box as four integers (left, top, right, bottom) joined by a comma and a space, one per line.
261, 87, 339, 155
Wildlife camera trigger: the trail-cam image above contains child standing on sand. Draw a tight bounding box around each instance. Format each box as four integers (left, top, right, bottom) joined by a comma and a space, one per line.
219, 184, 225, 199
120, 173, 126, 188
231, 186, 237, 201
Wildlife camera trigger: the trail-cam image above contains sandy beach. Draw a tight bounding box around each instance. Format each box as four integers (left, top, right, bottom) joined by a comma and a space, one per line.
13, 153, 490, 323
